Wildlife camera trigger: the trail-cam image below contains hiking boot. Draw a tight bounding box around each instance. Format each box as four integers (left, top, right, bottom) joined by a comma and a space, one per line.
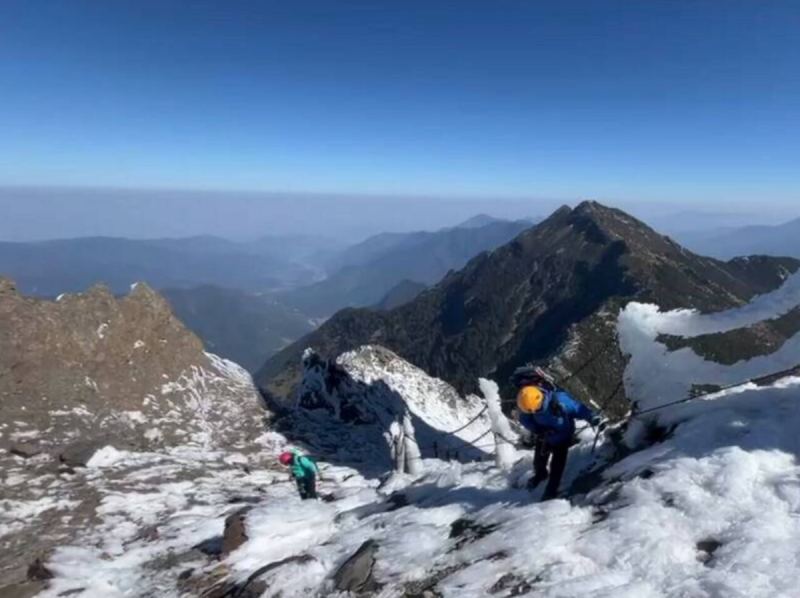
527, 473, 548, 491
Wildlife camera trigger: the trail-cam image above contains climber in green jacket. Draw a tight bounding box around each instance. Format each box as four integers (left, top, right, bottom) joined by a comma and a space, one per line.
279, 448, 319, 500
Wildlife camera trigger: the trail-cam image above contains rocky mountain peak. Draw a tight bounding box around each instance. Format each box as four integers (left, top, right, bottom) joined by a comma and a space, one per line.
1, 278, 271, 588
562, 200, 667, 253
0, 278, 266, 454
259, 203, 800, 419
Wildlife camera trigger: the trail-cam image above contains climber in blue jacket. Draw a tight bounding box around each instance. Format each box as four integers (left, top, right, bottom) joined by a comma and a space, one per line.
517, 383, 601, 500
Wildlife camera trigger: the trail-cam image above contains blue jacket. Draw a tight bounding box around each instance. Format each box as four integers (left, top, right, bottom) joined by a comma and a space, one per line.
518, 389, 595, 446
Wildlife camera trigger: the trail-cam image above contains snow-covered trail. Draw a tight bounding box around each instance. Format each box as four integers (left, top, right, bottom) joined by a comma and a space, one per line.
23, 373, 799, 598
236, 377, 800, 598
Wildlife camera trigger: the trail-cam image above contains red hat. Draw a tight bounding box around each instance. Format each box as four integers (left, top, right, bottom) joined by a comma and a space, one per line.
279, 451, 293, 466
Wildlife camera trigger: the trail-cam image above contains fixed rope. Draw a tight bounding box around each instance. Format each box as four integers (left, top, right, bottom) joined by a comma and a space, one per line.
443, 405, 489, 435
627, 363, 800, 420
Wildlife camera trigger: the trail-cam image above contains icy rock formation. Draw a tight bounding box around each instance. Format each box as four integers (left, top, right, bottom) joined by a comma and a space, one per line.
287, 346, 493, 466
480, 378, 517, 469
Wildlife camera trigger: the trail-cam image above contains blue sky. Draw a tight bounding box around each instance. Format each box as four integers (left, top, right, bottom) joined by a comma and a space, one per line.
0, 0, 798, 205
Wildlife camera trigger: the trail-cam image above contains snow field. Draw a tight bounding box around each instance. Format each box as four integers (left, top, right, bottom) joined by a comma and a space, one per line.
26, 373, 800, 597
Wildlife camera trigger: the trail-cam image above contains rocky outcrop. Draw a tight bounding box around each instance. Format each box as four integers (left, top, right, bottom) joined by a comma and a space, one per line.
258, 202, 800, 417
274, 346, 492, 467
333, 540, 379, 593
0, 279, 269, 588
221, 507, 251, 557
0, 279, 266, 453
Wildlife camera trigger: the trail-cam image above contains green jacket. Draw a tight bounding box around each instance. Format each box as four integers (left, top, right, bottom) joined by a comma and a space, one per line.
289, 449, 318, 480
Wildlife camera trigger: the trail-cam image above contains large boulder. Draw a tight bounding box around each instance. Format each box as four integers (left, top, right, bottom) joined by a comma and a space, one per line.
333, 540, 379, 593
221, 507, 251, 557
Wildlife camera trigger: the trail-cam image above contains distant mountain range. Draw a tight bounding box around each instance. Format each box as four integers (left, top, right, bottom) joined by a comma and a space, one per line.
0, 234, 337, 297
162, 285, 315, 372
258, 202, 800, 416
674, 216, 800, 260
280, 217, 537, 317
0, 214, 536, 369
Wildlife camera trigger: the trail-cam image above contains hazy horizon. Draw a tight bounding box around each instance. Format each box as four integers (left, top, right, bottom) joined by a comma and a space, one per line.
1, 185, 798, 244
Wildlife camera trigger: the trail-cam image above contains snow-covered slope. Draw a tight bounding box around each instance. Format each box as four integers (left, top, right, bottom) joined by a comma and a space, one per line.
30, 368, 800, 597
6, 274, 800, 597
619, 270, 800, 412
0, 354, 272, 594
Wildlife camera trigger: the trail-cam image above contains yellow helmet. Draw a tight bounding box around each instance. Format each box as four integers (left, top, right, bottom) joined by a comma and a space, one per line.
517, 385, 545, 413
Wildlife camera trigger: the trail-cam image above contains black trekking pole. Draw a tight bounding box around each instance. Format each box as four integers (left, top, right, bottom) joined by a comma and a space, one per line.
591, 425, 602, 454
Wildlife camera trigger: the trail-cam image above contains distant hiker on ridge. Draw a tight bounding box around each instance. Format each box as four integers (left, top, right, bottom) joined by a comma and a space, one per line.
279, 448, 320, 500
513, 366, 602, 501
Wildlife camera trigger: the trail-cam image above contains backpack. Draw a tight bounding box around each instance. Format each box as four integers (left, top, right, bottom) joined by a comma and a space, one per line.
510, 364, 557, 392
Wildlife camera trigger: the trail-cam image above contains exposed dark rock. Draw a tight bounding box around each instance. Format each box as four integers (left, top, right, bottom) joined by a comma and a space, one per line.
592, 507, 611, 524
194, 537, 224, 559
0, 581, 48, 598
333, 540, 379, 593
402, 564, 465, 597
642, 419, 678, 446
221, 507, 251, 557
238, 580, 268, 598
449, 518, 500, 550
490, 573, 537, 595
225, 495, 262, 505
487, 550, 510, 561
134, 525, 160, 543
59, 441, 107, 468
637, 468, 655, 480
387, 492, 409, 511
26, 557, 53, 581
494, 575, 526, 595
9, 443, 42, 459
697, 539, 722, 564
178, 564, 228, 597
236, 554, 314, 597
192, 555, 315, 598
259, 202, 800, 419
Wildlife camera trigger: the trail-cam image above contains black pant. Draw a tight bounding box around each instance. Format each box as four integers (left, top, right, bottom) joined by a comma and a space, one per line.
296, 475, 317, 500
531, 438, 570, 500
